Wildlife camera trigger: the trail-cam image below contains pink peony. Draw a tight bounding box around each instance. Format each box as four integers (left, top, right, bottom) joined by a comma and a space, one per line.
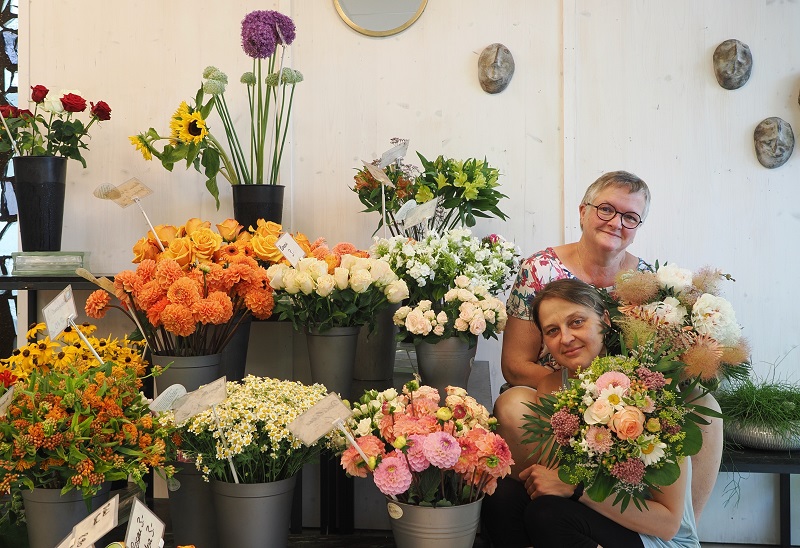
585, 426, 614, 454
405, 434, 431, 472
373, 452, 413, 496
595, 371, 631, 393
422, 431, 461, 469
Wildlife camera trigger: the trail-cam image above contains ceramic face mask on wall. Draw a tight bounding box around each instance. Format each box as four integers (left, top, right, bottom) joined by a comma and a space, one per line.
478, 43, 515, 94
713, 39, 752, 90
754, 117, 794, 169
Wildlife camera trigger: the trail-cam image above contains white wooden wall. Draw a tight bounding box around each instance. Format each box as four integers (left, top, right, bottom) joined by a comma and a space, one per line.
19, 1, 800, 543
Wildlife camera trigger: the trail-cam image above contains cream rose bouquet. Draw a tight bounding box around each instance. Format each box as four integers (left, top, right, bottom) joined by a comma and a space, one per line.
333, 381, 513, 506
392, 276, 507, 346
267, 246, 410, 332
607, 262, 750, 386
523, 355, 704, 511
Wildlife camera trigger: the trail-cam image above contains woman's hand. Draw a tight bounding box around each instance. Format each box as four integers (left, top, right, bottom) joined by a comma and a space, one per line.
518, 464, 575, 499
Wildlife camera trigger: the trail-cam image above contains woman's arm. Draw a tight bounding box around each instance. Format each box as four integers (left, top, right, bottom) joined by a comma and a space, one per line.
521, 460, 689, 541
500, 316, 551, 388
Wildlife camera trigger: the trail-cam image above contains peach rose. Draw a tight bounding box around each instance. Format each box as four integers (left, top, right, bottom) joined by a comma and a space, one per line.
148, 224, 178, 247
293, 232, 312, 256
609, 406, 645, 441
252, 220, 283, 238
181, 217, 211, 236
216, 218, 244, 242
404, 309, 432, 336
162, 237, 194, 269
190, 227, 222, 262
132, 237, 159, 263
251, 234, 283, 263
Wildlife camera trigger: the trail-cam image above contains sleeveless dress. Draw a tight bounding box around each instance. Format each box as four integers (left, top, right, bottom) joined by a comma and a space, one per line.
639, 459, 700, 548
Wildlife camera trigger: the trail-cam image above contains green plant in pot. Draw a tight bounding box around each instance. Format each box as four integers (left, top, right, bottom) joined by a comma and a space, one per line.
717, 374, 800, 450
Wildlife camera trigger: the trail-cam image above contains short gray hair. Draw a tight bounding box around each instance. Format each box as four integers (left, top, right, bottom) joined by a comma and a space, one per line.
581, 171, 651, 220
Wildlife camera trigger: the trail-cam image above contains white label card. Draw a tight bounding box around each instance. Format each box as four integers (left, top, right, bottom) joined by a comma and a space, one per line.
379, 141, 409, 168
0, 386, 14, 416
72, 494, 119, 548
402, 198, 438, 228
124, 498, 166, 547
148, 384, 187, 414
363, 162, 393, 187
275, 233, 306, 268
112, 178, 154, 208
173, 377, 227, 425
394, 199, 417, 223
288, 392, 353, 446
43, 285, 77, 339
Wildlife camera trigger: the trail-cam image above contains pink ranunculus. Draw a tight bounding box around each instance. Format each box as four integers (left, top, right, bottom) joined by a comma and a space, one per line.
595, 371, 631, 393
609, 406, 645, 441
372, 452, 412, 496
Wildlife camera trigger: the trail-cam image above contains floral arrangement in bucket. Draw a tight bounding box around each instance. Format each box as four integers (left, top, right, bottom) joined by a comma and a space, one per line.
0, 323, 172, 502
370, 229, 520, 303
85, 217, 275, 356
351, 143, 509, 237
332, 381, 514, 505
130, 10, 301, 208
266, 241, 410, 333
0, 85, 111, 167
392, 276, 508, 346
160, 375, 329, 483
522, 354, 705, 511
606, 261, 751, 387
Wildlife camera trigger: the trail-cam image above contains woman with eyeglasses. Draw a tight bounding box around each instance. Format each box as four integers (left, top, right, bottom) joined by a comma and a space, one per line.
493, 171, 722, 523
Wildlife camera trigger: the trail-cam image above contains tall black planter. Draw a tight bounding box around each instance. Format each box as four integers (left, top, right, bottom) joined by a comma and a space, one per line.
232, 184, 285, 229
12, 156, 67, 252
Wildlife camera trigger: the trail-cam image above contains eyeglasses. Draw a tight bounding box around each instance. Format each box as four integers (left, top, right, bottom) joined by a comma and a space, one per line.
585, 202, 643, 229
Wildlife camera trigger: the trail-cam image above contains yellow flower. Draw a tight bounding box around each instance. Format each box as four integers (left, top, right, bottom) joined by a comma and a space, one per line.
129, 135, 153, 161
435, 172, 449, 189
172, 106, 209, 145
415, 185, 435, 204
169, 101, 191, 139
462, 182, 480, 201
26, 322, 46, 342
453, 172, 468, 187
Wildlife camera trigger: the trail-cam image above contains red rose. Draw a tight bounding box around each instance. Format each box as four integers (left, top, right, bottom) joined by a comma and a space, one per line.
60, 93, 87, 113
31, 85, 49, 103
0, 104, 19, 118
90, 100, 112, 121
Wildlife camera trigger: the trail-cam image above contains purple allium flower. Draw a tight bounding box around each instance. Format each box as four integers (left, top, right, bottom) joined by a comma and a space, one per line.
373, 453, 413, 496
551, 409, 580, 446
241, 10, 296, 59
421, 431, 461, 469
610, 458, 646, 485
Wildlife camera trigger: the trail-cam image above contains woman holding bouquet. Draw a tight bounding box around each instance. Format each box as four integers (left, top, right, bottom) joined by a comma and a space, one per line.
494, 171, 721, 520
484, 279, 700, 547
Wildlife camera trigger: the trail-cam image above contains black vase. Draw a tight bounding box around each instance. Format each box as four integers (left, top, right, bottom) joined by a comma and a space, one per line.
12, 156, 67, 252
232, 184, 285, 229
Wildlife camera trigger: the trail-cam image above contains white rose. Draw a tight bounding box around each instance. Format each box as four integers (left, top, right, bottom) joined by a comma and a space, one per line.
459, 302, 477, 321
266, 263, 289, 289
469, 315, 487, 335
393, 306, 412, 325
381, 388, 398, 401
282, 269, 301, 294
369, 259, 392, 283
315, 274, 336, 297
444, 289, 459, 302
405, 309, 432, 335
349, 269, 373, 293
584, 399, 615, 425
339, 254, 358, 271
384, 280, 409, 303
436, 311, 449, 325
454, 275, 470, 288
418, 300, 432, 312
656, 263, 693, 293
355, 418, 372, 437
691, 293, 741, 345
433, 324, 445, 336
297, 257, 319, 274
658, 296, 687, 324
334, 267, 350, 290
296, 271, 315, 295
454, 318, 469, 332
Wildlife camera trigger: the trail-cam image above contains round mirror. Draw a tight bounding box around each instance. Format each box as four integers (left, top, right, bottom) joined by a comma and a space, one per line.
334, 0, 428, 37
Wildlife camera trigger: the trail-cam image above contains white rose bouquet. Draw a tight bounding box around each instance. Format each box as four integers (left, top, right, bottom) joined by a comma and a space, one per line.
607, 261, 750, 385
392, 276, 507, 346
267, 249, 409, 332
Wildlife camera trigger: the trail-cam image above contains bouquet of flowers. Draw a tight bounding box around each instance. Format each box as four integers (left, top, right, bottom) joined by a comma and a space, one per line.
85, 217, 275, 356
392, 276, 508, 346
370, 229, 520, 303
607, 262, 750, 385
523, 355, 704, 511
130, 10, 301, 208
0, 85, 111, 167
0, 324, 171, 502
334, 381, 513, 505
266, 241, 409, 333
351, 143, 508, 237
161, 375, 328, 483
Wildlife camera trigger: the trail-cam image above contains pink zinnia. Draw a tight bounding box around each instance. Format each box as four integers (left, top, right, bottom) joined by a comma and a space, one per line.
551, 409, 580, 446
585, 426, 614, 454
405, 434, 431, 472
422, 431, 460, 469
373, 453, 412, 496
611, 458, 646, 485
595, 371, 631, 393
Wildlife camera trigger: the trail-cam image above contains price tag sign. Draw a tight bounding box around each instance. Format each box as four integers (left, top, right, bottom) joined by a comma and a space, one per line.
379, 140, 409, 168
0, 386, 14, 416
124, 498, 165, 547
275, 233, 306, 268
363, 162, 394, 187
43, 285, 77, 339
173, 377, 227, 425
402, 198, 438, 228
394, 199, 417, 223
288, 393, 352, 446
149, 384, 187, 414
112, 178, 153, 208
72, 494, 119, 548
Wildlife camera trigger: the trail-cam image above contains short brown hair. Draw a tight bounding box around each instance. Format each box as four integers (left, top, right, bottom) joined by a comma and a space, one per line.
530, 278, 607, 332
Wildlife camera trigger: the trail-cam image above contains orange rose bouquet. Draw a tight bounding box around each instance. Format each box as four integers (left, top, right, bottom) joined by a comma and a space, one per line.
85, 218, 275, 356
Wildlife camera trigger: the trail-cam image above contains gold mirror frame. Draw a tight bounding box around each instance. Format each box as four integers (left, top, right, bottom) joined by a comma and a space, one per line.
334, 0, 428, 37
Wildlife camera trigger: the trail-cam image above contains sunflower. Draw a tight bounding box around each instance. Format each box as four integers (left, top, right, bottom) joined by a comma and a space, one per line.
129, 134, 153, 161
169, 101, 208, 144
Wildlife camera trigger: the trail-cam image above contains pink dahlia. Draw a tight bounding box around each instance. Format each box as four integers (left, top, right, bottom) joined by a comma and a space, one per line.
405, 434, 431, 472
341, 435, 386, 478
422, 431, 461, 469
373, 452, 412, 496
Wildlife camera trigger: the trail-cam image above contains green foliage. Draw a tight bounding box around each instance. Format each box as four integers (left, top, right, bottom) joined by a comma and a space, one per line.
717, 375, 800, 436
